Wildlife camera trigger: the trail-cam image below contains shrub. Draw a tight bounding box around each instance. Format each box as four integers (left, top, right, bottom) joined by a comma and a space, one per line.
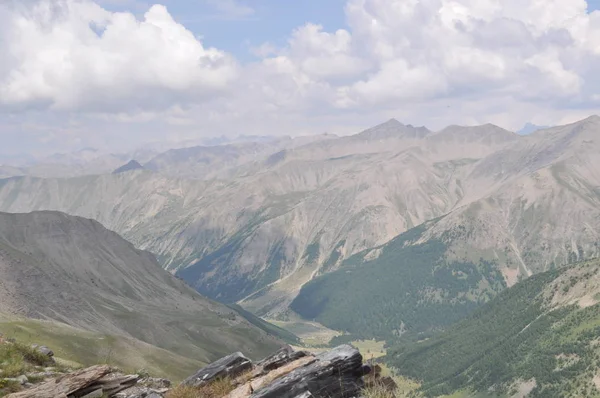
0, 379, 22, 395
13, 344, 54, 367
0, 342, 54, 378
166, 378, 235, 398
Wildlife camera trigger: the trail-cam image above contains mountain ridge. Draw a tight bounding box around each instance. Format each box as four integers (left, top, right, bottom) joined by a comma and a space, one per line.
0, 116, 598, 324
113, 159, 144, 174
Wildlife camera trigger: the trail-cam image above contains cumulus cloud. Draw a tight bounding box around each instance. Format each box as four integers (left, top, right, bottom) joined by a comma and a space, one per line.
229, 0, 600, 135
317, 0, 598, 107
0, 0, 238, 112
2, 0, 600, 155
183, 0, 598, 144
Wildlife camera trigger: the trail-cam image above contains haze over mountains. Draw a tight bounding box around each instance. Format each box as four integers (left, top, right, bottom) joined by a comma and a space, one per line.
0, 115, 599, 329
0, 134, 335, 180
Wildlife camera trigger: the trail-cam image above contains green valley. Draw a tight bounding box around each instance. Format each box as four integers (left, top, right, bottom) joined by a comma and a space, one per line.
291, 222, 506, 340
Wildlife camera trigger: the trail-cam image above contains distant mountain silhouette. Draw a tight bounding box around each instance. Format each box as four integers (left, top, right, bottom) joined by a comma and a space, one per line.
112, 160, 144, 174
517, 122, 549, 135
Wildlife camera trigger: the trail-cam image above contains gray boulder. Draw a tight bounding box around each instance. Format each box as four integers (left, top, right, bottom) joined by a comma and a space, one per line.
181, 352, 253, 387
251, 345, 364, 398
257, 346, 310, 372
31, 344, 54, 358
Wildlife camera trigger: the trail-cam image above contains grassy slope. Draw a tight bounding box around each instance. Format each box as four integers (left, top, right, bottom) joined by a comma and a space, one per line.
0, 314, 204, 381
290, 224, 506, 340
388, 259, 600, 398
226, 304, 300, 345
0, 211, 284, 367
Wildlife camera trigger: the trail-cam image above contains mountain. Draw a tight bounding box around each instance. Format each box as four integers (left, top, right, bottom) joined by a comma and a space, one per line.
113, 159, 144, 174
387, 257, 600, 398
0, 211, 284, 366
0, 165, 24, 178
0, 116, 598, 332
291, 116, 600, 339
0, 148, 160, 178
518, 122, 550, 135
143, 134, 336, 180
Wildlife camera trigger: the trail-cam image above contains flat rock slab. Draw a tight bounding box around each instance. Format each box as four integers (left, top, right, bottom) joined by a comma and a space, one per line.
6, 365, 112, 398
182, 352, 253, 387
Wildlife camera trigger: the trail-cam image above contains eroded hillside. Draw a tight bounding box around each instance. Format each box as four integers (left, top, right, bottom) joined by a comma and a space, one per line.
0, 117, 598, 320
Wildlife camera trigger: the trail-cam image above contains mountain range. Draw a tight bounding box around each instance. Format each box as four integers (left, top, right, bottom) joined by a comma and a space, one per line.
0, 116, 599, 336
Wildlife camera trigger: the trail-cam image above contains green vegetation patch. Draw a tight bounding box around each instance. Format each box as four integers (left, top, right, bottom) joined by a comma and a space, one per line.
0, 319, 204, 382
291, 224, 505, 341
388, 259, 600, 398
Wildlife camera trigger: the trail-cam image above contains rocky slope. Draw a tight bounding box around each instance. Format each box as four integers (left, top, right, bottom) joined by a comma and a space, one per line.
0, 211, 284, 366
0, 117, 598, 321
1, 341, 384, 398
291, 117, 600, 338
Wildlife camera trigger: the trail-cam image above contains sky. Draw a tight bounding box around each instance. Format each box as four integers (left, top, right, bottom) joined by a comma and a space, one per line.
1, 0, 600, 157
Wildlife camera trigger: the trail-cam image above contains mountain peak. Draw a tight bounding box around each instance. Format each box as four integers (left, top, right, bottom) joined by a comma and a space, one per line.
436, 123, 516, 138
356, 119, 430, 140
583, 114, 600, 123
517, 122, 550, 135
383, 118, 403, 126
112, 160, 144, 174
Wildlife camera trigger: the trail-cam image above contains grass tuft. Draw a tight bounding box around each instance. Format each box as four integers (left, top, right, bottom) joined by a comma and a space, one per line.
0, 379, 22, 396
13, 343, 54, 367
0, 342, 54, 378
362, 384, 399, 398
166, 378, 235, 398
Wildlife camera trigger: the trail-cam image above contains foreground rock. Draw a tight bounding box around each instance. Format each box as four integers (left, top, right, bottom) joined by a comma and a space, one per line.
31, 344, 54, 359
5, 365, 155, 398
182, 352, 253, 387
5, 344, 394, 398
249, 345, 366, 398
178, 344, 385, 398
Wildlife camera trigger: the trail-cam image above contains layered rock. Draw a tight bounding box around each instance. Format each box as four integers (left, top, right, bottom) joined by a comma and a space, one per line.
5, 344, 395, 398
5, 366, 169, 398
180, 344, 386, 398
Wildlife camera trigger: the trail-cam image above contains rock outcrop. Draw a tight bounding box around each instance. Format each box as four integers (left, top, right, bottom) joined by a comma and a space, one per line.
179, 344, 386, 398
5, 344, 394, 398
182, 352, 253, 387
248, 345, 366, 398
5, 366, 169, 398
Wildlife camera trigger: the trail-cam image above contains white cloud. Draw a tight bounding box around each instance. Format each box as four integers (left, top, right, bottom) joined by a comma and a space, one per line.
245, 0, 600, 118
0, 0, 238, 112
2, 0, 600, 155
